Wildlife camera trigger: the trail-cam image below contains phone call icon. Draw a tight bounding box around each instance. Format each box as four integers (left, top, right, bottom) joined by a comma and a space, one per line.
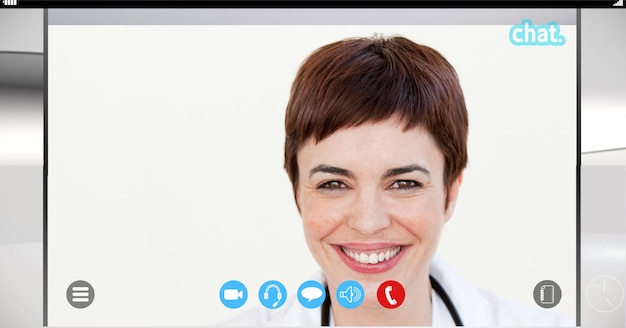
385, 285, 397, 305
377, 280, 405, 308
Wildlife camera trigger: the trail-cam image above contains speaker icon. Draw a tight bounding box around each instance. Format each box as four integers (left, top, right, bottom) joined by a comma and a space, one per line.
339, 285, 362, 303
336, 280, 364, 309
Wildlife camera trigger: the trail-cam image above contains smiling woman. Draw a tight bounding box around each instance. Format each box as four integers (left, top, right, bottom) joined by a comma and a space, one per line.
296, 121, 458, 326
226, 35, 573, 327
286, 36, 465, 326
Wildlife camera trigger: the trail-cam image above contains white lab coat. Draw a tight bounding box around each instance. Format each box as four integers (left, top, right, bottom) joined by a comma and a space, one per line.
223, 256, 575, 326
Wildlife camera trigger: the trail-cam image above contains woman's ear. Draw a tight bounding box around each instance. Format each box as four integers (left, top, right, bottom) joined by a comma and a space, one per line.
444, 172, 463, 222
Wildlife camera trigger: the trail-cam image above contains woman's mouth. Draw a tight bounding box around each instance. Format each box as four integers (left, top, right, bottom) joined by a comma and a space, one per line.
341, 246, 401, 264
335, 244, 405, 274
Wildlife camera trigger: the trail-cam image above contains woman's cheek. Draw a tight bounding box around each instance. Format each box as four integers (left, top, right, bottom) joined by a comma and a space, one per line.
391, 198, 441, 239
303, 211, 338, 240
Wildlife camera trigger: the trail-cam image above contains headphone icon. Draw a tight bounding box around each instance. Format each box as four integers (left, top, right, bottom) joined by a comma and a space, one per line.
263, 284, 282, 308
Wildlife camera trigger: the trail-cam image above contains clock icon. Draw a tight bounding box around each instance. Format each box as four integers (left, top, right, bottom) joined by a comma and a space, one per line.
586, 275, 624, 313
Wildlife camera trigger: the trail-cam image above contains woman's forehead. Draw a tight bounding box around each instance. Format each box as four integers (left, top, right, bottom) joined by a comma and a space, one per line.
297, 119, 445, 173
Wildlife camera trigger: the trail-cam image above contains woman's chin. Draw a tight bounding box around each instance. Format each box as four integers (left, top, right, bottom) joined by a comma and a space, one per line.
358, 295, 385, 309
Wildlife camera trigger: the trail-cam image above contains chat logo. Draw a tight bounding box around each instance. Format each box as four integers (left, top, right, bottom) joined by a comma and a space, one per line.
509, 19, 566, 46
297, 280, 326, 309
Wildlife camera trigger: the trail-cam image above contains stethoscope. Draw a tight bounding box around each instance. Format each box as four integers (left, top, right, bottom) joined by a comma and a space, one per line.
321, 275, 464, 326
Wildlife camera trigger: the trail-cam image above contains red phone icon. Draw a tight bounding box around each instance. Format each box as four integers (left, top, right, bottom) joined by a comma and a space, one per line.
377, 280, 405, 308
385, 285, 397, 305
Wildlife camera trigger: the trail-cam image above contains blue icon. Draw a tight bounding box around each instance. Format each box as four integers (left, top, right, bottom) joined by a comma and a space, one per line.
220, 280, 248, 309
509, 19, 566, 46
336, 280, 364, 309
259, 280, 287, 309
297, 280, 326, 309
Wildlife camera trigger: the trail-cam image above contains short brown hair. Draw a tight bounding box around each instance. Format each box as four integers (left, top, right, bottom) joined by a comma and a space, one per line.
284, 36, 468, 203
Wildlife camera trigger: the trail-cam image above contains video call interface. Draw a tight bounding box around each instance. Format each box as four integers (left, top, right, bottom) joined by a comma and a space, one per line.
45, 8, 580, 327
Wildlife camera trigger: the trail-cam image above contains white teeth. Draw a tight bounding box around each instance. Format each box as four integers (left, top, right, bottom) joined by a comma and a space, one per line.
341, 246, 401, 265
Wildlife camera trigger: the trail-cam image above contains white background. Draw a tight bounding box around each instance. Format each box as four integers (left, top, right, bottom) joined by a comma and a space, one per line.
47, 25, 577, 325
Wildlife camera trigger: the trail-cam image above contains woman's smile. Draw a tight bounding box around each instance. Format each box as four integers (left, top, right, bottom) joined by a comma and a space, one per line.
335, 243, 407, 274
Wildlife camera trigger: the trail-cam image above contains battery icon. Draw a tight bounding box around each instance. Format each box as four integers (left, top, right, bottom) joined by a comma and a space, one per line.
3, 0, 17, 5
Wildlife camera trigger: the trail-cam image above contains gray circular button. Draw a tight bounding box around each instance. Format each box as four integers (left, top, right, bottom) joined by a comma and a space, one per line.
67, 280, 95, 309
533, 280, 562, 308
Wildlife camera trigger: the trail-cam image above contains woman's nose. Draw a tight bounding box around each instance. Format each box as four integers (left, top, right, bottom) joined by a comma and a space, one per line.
347, 189, 391, 236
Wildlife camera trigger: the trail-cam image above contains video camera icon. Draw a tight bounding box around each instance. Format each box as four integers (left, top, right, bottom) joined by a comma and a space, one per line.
223, 288, 244, 301
220, 280, 247, 309
336, 280, 364, 309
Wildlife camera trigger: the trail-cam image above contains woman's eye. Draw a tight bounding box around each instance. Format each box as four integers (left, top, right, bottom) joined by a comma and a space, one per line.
390, 180, 420, 190
318, 181, 346, 190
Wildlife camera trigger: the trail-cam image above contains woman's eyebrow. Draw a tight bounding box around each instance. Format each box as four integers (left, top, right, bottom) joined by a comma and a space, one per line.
309, 164, 354, 179
383, 164, 431, 178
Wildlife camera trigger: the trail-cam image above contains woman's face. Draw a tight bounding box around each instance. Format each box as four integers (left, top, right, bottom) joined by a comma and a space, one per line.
296, 117, 461, 306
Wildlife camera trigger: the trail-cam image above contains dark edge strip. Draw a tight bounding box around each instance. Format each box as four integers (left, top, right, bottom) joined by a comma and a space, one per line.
0, 51, 43, 56
43, 7, 49, 327
12, 0, 621, 8
575, 7, 581, 327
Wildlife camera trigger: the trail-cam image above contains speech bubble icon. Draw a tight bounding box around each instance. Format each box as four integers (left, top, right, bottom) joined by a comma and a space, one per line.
300, 286, 323, 302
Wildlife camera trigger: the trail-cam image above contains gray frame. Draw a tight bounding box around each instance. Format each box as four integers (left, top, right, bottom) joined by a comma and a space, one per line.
1, 7, 625, 328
